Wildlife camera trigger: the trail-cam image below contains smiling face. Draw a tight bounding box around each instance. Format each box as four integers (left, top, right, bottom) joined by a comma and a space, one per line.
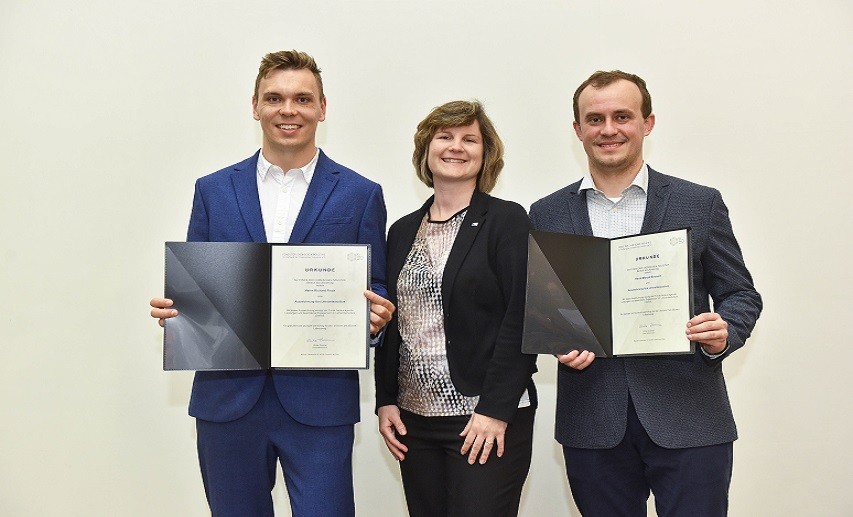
573, 79, 655, 178
426, 121, 484, 191
252, 67, 326, 169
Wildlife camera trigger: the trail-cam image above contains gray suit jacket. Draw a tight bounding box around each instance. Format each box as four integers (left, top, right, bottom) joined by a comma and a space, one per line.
529, 167, 762, 449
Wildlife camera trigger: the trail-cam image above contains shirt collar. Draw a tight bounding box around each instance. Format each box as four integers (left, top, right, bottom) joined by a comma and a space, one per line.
256, 149, 320, 184
579, 163, 649, 195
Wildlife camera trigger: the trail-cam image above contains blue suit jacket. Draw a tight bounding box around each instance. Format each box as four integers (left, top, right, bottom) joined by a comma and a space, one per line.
530, 168, 762, 449
185, 150, 387, 426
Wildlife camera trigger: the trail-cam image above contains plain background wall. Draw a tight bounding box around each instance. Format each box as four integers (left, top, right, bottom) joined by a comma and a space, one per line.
1, 1, 851, 515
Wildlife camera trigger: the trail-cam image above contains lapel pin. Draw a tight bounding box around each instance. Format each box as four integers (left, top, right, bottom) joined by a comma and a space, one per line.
471, 222, 479, 226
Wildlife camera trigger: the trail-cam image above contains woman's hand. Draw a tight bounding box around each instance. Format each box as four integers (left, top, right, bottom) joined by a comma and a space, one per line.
377, 405, 408, 461
460, 412, 508, 465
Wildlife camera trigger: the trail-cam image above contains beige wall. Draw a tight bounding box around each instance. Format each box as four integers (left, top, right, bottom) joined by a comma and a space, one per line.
1, 0, 851, 515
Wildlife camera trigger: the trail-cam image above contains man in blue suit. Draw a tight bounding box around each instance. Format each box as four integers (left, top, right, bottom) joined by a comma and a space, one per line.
151, 50, 394, 516
530, 71, 762, 516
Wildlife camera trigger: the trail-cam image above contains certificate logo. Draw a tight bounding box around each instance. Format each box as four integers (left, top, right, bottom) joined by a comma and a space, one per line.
347, 252, 364, 261
669, 236, 685, 246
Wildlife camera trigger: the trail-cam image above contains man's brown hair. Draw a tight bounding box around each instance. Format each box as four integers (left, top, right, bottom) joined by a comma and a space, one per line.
254, 50, 324, 100
573, 70, 652, 122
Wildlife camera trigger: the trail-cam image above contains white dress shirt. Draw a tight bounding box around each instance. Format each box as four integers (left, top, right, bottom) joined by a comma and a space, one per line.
579, 163, 649, 239
256, 149, 319, 243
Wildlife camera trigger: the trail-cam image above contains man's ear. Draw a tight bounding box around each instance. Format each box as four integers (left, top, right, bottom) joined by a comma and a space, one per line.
643, 113, 655, 136
252, 96, 260, 121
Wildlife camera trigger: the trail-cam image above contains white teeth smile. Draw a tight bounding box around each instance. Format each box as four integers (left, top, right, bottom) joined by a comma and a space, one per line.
443, 158, 465, 163
277, 124, 299, 130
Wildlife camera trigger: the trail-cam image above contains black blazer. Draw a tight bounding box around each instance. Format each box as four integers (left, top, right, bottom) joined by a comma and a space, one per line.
375, 191, 537, 423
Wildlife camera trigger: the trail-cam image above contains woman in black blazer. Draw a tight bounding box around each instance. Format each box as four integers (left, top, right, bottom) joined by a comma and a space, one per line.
375, 100, 537, 517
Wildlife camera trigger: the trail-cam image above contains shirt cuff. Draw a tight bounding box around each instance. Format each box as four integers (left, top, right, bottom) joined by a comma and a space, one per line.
700, 342, 729, 359
370, 328, 386, 346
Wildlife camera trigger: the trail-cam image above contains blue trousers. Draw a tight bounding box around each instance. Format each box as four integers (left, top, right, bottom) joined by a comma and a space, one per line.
196, 375, 355, 516
562, 398, 733, 517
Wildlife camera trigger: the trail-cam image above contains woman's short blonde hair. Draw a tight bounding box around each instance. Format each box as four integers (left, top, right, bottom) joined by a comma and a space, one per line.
412, 100, 505, 193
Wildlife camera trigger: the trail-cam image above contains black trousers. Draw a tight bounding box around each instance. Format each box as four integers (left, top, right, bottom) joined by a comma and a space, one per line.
397, 406, 535, 517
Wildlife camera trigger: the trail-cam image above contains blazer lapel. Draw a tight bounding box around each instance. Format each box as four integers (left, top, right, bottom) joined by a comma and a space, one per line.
640, 167, 671, 233
441, 190, 488, 314
230, 151, 267, 243
289, 150, 339, 244
566, 182, 594, 237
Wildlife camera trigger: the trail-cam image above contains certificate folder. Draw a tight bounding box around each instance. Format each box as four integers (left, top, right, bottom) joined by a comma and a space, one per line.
164, 242, 370, 371
522, 229, 694, 357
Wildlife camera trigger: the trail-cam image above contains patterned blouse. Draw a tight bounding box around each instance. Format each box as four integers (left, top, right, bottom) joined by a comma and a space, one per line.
396, 209, 479, 417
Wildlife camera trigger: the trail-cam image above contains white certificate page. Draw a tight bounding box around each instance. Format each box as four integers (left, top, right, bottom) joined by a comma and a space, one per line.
270, 245, 369, 369
610, 230, 691, 355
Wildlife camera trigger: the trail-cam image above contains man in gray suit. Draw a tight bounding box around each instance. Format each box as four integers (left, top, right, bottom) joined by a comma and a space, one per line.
530, 71, 762, 516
